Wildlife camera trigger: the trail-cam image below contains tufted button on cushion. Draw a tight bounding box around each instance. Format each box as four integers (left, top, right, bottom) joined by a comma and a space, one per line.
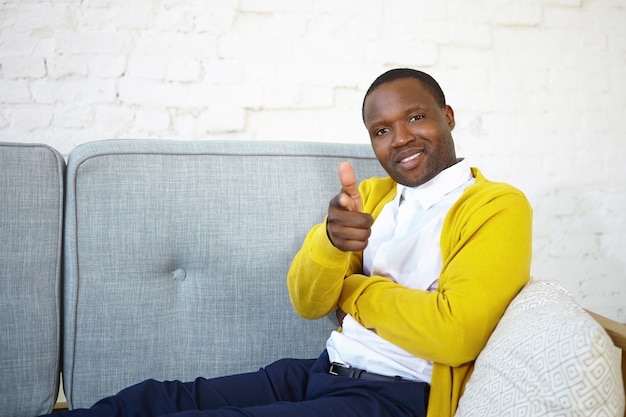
172, 268, 187, 282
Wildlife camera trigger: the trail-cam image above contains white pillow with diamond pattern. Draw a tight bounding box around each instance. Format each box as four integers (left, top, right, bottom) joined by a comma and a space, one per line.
455, 280, 625, 416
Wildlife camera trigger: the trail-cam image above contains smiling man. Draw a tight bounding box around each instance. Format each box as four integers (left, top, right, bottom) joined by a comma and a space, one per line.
288, 68, 533, 416
43, 68, 532, 417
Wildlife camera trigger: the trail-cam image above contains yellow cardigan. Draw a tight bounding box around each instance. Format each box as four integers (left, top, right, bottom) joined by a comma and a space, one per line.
287, 168, 532, 417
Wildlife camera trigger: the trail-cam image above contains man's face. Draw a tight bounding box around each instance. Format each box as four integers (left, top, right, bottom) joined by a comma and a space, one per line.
363, 77, 457, 187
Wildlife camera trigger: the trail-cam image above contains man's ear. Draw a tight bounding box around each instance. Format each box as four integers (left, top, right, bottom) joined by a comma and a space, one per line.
445, 105, 455, 130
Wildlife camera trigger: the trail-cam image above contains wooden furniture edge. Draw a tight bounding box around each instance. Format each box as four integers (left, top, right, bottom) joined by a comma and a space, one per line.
587, 309, 626, 349
586, 309, 626, 417
52, 401, 68, 412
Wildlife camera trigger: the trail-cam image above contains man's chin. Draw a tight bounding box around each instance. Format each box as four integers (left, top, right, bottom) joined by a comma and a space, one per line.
394, 172, 436, 188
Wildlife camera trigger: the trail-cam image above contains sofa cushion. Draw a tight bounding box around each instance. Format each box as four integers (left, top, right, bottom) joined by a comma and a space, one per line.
63, 139, 387, 409
455, 280, 625, 416
0, 142, 65, 416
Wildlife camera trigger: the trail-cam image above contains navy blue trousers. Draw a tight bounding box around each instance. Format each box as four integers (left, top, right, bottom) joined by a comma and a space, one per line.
47, 352, 429, 417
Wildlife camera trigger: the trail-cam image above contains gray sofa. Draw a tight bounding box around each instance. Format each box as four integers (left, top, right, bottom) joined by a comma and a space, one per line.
1, 143, 64, 417
1, 140, 625, 417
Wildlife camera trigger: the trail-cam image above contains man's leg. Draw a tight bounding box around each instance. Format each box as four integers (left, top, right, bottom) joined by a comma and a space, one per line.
161, 352, 429, 417
42, 358, 316, 417
43, 353, 428, 417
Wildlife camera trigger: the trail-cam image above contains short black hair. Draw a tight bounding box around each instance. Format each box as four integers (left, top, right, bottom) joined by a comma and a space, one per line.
362, 68, 447, 120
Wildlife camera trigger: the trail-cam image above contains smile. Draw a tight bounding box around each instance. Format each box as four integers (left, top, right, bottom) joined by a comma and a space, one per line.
400, 152, 422, 163
395, 150, 424, 171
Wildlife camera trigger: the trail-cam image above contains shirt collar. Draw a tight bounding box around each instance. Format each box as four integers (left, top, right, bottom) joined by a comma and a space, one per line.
397, 159, 473, 211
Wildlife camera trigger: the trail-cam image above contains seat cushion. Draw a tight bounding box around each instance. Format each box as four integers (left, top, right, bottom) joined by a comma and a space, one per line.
455, 280, 625, 416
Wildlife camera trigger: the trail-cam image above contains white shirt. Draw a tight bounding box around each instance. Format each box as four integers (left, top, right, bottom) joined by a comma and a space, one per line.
326, 159, 475, 383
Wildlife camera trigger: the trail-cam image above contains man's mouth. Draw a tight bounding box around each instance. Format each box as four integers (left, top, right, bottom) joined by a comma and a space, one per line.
395, 150, 424, 171
400, 152, 422, 163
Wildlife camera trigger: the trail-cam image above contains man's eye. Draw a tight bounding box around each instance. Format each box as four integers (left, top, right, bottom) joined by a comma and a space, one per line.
409, 115, 424, 122
375, 128, 389, 136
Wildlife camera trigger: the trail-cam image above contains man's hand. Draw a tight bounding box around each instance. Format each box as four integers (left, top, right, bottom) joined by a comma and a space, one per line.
335, 307, 347, 326
326, 162, 374, 252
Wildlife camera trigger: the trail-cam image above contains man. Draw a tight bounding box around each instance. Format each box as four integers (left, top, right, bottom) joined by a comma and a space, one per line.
288, 68, 532, 416
44, 68, 532, 417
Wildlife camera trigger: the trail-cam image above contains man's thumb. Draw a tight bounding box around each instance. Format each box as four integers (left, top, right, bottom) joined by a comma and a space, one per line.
338, 161, 362, 212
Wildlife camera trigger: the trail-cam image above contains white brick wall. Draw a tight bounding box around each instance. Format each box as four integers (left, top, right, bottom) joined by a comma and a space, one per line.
1, 0, 624, 321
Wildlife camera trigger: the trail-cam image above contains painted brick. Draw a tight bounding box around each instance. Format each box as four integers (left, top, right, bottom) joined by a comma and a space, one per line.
203, 59, 245, 84
4, 106, 53, 131
219, 33, 293, 60
0, 79, 32, 103
94, 105, 136, 134
0, 0, 625, 321
191, 4, 238, 33
83, 2, 154, 31
0, 33, 43, 56
365, 40, 438, 68
326, 0, 385, 15
118, 78, 208, 108
230, 9, 308, 38
271, 62, 358, 90
46, 55, 89, 79
1, 55, 47, 79
383, 0, 445, 21
88, 54, 127, 78
445, 23, 493, 48
205, 84, 255, 109
10, 2, 70, 34
196, 106, 246, 134
54, 30, 136, 56
239, 0, 314, 13
134, 31, 218, 59
126, 55, 168, 80
54, 105, 95, 129
170, 111, 197, 137
490, 1, 543, 25
165, 59, 203, 83
548, 0, 583, 6
135, 108, 172, 133
31, 78, 116, 104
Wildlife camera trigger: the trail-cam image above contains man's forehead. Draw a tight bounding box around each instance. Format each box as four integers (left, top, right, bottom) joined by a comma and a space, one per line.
363, 78, 434, 122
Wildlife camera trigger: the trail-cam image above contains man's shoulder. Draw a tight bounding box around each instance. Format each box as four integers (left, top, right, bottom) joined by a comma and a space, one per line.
359, 175, 397, 216
359, 175, 396, 198
361, 174, 395, 188
470, 167, 527, 197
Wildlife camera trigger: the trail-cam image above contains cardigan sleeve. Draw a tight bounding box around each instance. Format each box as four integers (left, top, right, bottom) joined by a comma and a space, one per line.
287, 176, 396, 320
287, 219, 354, 320
338, 181, 533, 366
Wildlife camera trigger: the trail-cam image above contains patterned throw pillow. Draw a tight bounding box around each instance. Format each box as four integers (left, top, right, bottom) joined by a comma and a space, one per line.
455, 280, 625, 416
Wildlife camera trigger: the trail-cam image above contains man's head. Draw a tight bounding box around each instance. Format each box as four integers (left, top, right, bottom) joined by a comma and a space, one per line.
362, 68, 457, 187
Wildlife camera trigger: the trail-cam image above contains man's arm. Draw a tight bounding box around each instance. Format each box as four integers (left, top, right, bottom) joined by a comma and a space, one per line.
287, 221, 351, 320
287, 162, 373, 320
338, 186, 533, 367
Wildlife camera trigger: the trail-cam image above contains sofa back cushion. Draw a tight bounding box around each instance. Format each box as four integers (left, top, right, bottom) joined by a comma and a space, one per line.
455, 280, 625, 416
0, 143, 64, 416
63, 139, 386, 409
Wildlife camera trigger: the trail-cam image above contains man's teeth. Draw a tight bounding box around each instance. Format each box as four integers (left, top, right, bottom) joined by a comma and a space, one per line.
401, 152, 422, 163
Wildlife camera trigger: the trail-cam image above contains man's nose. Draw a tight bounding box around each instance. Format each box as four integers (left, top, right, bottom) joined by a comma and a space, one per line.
392, 125, 416, 147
